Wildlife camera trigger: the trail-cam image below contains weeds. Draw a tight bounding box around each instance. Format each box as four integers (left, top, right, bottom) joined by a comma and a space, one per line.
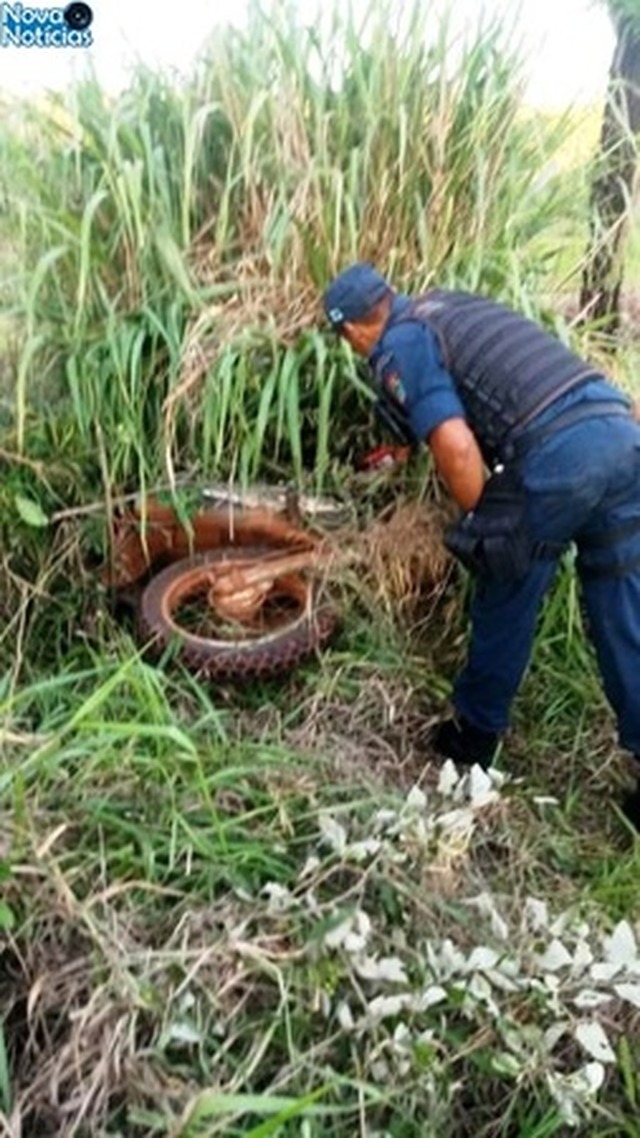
1, 0, 639, 1134
2, 0, 586, 497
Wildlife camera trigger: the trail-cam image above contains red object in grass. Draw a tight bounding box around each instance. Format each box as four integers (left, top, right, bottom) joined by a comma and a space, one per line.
357, 444, 411, 471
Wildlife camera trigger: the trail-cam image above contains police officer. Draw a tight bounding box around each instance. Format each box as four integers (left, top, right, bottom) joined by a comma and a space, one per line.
323, 262, 640, 827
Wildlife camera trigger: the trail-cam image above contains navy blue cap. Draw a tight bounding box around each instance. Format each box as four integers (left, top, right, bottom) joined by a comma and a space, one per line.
323, 262, 391, 327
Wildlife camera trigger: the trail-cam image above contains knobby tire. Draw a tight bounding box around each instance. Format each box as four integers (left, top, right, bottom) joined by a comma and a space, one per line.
139, 546, 337, 681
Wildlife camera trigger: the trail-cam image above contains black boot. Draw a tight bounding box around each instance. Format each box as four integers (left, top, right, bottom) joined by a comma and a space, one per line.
430, 715, 499, 770
621, 757, 640, 831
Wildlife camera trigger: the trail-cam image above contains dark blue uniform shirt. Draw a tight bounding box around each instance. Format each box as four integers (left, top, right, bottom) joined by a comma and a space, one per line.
369, 294, 465, 442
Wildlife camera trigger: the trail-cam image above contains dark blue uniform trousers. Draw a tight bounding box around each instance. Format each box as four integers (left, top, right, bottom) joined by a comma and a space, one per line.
453, 414, 640, 754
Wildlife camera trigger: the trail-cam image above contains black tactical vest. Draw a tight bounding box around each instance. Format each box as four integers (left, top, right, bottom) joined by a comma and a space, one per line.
387, 289, 598, 456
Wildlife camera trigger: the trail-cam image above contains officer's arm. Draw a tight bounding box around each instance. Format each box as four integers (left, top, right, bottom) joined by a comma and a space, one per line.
429, 418, 486, 511
375, 322, 484, 509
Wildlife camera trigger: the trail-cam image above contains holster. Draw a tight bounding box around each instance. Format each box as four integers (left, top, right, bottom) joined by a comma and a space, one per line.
444, 465, 534, 582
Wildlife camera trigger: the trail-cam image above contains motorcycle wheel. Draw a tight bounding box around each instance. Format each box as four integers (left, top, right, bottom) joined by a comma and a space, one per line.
139, 546, 337, 681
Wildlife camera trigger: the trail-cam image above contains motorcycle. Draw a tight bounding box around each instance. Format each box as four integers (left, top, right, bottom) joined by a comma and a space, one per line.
103, 483, 352, 681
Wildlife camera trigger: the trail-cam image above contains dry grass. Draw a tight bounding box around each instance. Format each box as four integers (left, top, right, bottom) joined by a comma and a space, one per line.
1, 639, 638, 1137
0, 876, 258, 1137
358, 499, 453, 610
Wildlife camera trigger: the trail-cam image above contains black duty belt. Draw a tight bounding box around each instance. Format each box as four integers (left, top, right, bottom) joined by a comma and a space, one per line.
500, 400, 633, 463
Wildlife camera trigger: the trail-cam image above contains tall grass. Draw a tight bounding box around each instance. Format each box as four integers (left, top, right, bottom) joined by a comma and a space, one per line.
1, 0, 585, 502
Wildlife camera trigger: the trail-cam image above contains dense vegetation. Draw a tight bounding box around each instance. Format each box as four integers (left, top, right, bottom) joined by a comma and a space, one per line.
1, 3, 639, 1135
